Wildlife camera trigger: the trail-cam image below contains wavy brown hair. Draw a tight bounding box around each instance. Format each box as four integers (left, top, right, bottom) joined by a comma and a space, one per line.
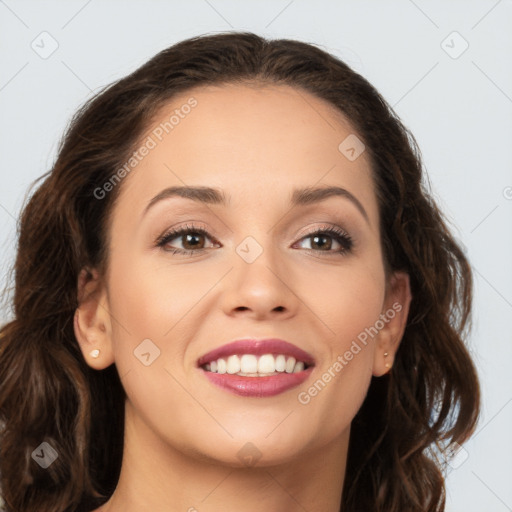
0, 31, 480, 512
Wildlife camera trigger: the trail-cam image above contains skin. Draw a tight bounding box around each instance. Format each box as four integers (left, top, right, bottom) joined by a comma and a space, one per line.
75, 83, 411, 512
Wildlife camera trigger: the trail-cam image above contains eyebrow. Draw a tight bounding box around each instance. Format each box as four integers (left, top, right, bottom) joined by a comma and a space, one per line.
143, 185, 369, 224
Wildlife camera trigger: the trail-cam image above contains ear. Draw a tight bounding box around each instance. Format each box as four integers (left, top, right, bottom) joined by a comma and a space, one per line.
74, 267, 115, 370
372, 271, 412, 377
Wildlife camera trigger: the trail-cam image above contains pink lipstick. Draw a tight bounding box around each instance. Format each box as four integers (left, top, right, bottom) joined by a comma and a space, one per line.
197, 338, 315, 397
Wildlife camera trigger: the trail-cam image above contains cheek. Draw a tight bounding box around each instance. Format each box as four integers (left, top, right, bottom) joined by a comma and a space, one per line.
104, 254, 211, 442
105, 250, 231, 394
108, 252, 219, 339
292, 260, 384, 436
303, 256, 386, 345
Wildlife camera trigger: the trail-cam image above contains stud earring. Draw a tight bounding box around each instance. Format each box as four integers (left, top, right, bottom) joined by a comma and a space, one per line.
90, 349, 100, 359
384, 352, 391, 369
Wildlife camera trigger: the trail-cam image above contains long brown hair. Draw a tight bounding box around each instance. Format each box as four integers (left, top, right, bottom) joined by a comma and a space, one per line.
0, 31, 480, 512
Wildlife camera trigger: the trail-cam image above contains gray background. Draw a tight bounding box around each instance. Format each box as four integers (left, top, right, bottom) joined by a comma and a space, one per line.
1, 1, 511, 510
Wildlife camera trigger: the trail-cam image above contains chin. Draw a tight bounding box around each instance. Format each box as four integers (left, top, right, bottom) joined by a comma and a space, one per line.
184, 428, 314, 468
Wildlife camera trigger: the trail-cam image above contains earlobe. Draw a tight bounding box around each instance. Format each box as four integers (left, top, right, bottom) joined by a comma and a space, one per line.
372, 271, 412, 377
74, 268, 115, 370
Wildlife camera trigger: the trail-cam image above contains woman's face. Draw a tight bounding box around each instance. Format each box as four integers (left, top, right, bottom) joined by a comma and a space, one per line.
82, 83, 409, 466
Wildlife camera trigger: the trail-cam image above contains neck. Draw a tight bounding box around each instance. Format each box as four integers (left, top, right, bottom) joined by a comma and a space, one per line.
100, 400, 349, 512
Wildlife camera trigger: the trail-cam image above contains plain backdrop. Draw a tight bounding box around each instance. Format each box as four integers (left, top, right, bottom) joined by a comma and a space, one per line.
0, 1, 511, 510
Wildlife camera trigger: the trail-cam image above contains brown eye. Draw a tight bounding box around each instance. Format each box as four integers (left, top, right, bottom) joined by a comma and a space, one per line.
156, 224, 217, 254
295, 227, 353, 255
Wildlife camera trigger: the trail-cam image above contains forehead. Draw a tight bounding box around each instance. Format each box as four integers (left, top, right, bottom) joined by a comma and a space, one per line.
148, 82, 358, 158
116, 82, 378, 224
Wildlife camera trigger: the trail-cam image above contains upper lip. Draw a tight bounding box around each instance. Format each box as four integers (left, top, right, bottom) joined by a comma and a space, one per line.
197, 338, 316, 367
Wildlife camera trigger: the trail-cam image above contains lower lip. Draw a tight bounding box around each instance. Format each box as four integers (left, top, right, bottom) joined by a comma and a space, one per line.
200, 368, 314, 397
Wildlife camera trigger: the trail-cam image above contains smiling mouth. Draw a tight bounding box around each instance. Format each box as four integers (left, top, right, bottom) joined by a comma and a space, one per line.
201, 353, 312, 377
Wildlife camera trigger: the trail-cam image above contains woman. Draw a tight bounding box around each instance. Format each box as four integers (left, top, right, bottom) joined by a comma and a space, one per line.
0, 31, 480, 512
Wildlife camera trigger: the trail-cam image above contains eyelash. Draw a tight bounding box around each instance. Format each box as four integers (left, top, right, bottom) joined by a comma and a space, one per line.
155, 222, 354, 257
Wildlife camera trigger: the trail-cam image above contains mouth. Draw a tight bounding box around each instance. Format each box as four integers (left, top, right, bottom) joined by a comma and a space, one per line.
197, 338, 315, 397
201, 354, 312, 376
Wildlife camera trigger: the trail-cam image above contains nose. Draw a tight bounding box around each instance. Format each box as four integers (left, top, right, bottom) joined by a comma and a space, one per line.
219, 243, 299, 321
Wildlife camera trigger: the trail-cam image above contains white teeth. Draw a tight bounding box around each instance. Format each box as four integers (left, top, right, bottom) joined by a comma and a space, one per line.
240, 354, 258, 373
258, 354, 275, 373
203, 354, 309, 376
293, 361, 304, 373
285, 356, 296, 373
217, 358, 227, 374
275, 354, 286, 372
226, 355, 240, 374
